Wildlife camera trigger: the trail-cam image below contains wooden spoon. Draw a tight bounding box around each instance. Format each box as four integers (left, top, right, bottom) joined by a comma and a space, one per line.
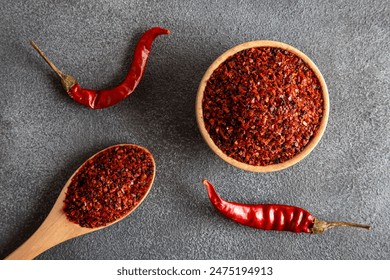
5, 144, 156, 260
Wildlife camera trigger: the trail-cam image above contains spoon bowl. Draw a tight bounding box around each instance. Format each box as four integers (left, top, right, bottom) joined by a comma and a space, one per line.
5, 144, 155, 260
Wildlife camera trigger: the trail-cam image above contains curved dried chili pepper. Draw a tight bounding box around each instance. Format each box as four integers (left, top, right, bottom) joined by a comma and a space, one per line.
31, 27, 170, 109
202, 179, 371, 234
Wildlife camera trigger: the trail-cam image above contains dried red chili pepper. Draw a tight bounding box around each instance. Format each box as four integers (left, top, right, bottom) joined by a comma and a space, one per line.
31, 27, 169, 109
64, 145, 155, 228
203, 180, 371, 234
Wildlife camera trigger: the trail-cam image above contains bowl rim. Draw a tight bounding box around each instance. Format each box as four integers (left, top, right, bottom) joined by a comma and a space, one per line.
196, 40, 329, 172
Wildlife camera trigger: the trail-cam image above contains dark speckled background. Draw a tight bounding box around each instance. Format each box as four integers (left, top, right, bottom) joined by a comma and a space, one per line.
1, 0, 389, 259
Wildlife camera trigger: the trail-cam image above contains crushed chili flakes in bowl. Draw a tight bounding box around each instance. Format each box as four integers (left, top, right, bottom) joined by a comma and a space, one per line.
63, 144, 155, 228
196, 41, 329, 172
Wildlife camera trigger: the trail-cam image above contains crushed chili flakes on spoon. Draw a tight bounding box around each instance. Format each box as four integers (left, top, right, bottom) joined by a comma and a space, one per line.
202, 47, 324, 166
63, 145, 155, 228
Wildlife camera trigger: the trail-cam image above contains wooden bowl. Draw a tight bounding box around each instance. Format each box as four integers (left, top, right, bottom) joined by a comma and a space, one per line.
196, 40, 329, 172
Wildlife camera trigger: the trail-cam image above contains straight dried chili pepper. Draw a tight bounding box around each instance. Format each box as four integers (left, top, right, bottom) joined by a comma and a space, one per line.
31, 27, 169, 109
202, 180, 371, 234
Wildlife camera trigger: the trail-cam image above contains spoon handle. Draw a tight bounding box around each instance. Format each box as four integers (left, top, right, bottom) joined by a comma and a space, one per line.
5, 214, 67, 259
5, 200, 90, 260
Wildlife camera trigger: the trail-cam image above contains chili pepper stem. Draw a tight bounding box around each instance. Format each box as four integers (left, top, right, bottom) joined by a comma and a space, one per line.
30, 41, 77, 92
311, 218, 371, 234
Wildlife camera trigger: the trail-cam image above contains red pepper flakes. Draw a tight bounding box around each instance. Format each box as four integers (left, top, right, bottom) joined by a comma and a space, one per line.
63, 145, 154, 228
202, 47, 324, 166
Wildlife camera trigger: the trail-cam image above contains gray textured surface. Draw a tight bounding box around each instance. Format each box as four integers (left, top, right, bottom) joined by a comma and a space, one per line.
0, 0, 389, 260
